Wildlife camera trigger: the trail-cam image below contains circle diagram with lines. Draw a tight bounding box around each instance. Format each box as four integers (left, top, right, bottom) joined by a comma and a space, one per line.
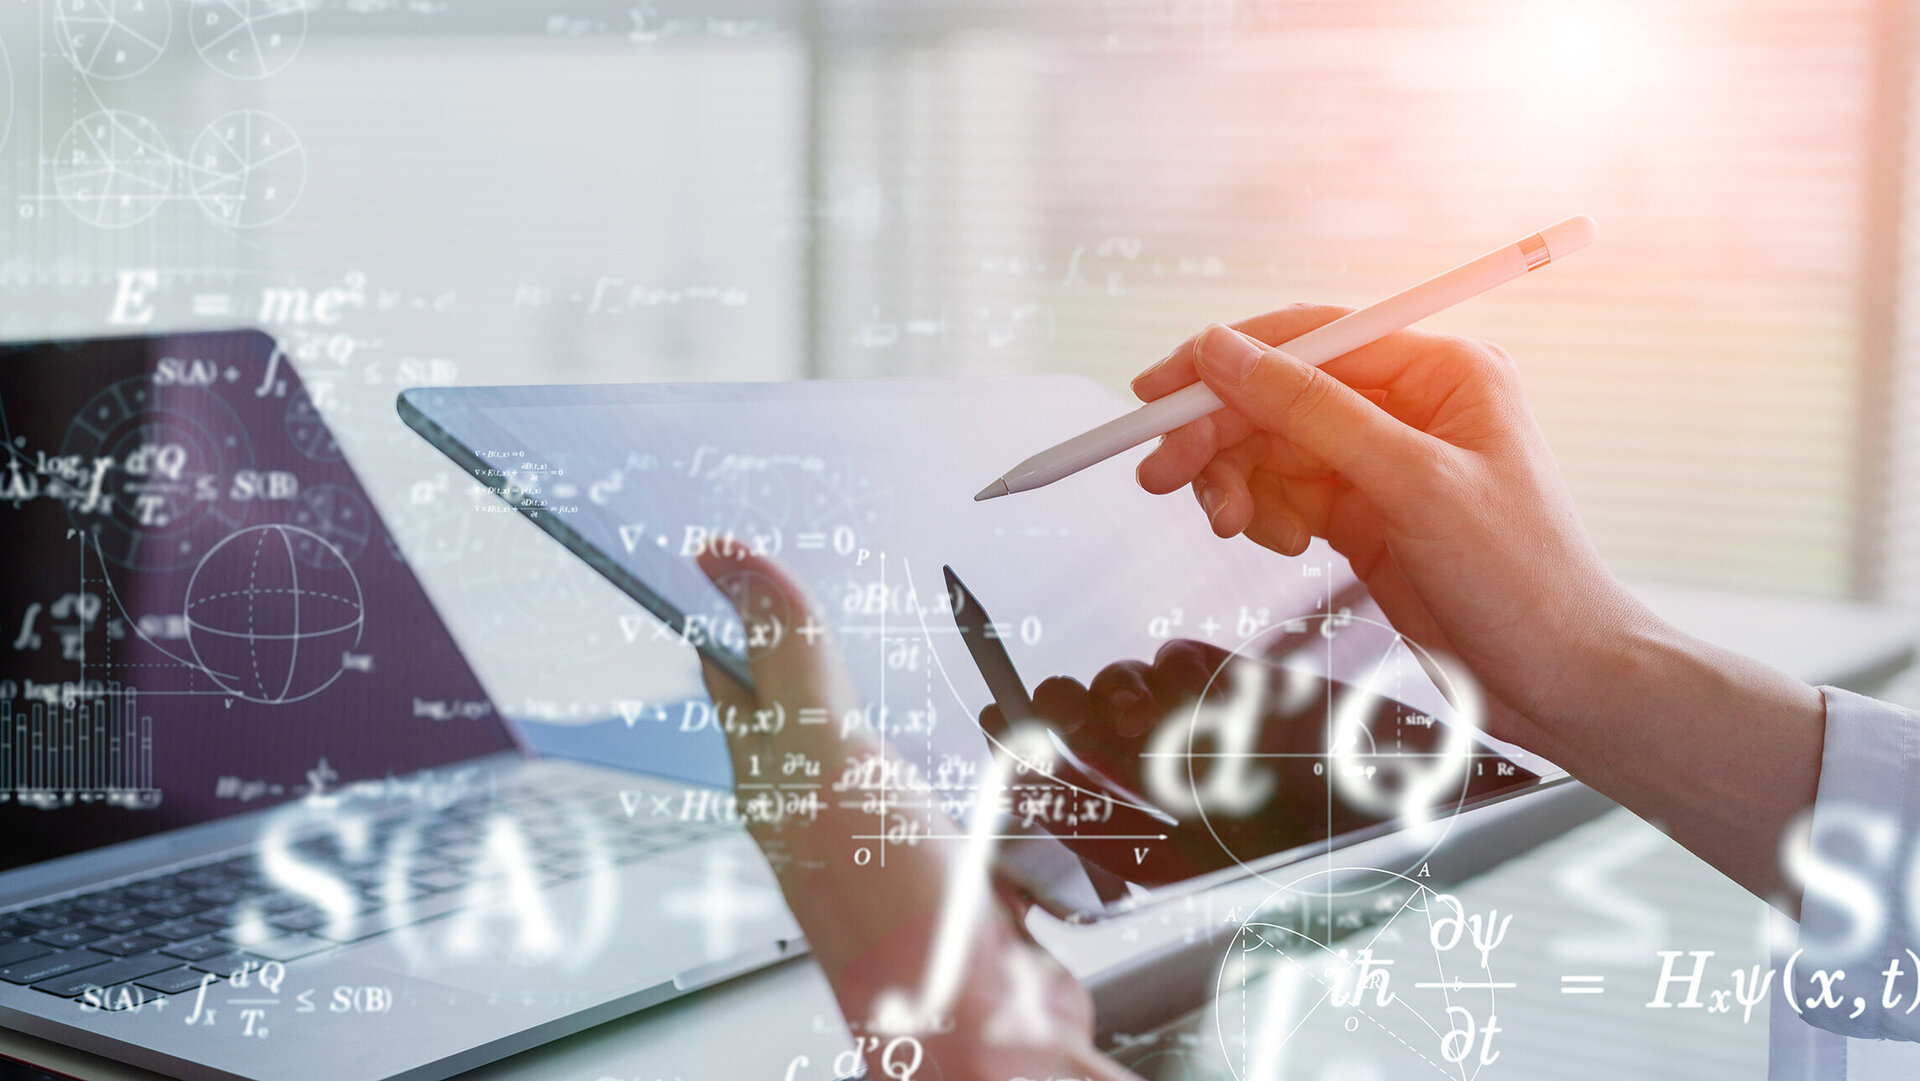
55, 0, 172, 80
1214, 870, 1504, 1081
190, 0, 307, 79
287, 483, 372, 566
60, 374, 252, 569
189, 110, 306, 227
54, 110, 174, 228
185, 523, 364, 704
1164, 610, 1509, 889
284, 386, 342, 461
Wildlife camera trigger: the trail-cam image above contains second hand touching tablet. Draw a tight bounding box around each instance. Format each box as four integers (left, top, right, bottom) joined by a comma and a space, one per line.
942, 564, 1174, 826
974, 214, 1596, 500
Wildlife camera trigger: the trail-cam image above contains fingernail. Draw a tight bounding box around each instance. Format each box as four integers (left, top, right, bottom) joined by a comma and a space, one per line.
1132, 348, 1178, 393
1196, 324, 1264, 387
1286, 519, 1309, 553
1198, 484, 1225, 524
1108, 687, 1144, 715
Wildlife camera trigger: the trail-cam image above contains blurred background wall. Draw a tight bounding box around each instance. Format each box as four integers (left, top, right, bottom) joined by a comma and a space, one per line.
3, 0, 1914, 718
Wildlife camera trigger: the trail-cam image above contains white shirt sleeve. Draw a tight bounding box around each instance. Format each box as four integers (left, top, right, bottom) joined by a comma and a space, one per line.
1779, 687, 1920, 1046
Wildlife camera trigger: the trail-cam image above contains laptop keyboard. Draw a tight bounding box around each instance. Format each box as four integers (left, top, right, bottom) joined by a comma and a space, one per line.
0, 776, 725, 1007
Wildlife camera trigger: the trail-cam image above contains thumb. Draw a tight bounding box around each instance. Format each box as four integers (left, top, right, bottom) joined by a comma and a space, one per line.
694, 548, 854, 716
1193, 323, 1438, 504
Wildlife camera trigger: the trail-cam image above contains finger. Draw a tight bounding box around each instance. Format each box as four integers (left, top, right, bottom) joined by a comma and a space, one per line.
1242, 472, 1315, 556
1135, 413, 1226, 496
1194, 456, 1254, 537
1134, 407, 1256, 496
1193, 325, 1444, 512
1087, 661, 1152, 715
979, 702, 1014, 738
1032, 675, 1093, 732
1136, 305, 1485, 442
1137, 427, 1327, 501
1131, 303, 1355, 401
1148, 638, 1223, 705
1087, 660, 1156, 739
1233, 306, 1474, 395
694, 549, 850, 713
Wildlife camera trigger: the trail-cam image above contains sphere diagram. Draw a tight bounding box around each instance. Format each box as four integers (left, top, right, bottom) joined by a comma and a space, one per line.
185, 523, 364, 704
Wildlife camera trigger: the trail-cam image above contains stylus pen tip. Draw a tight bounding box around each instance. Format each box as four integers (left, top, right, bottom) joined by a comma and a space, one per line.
974, 478, 1011, 501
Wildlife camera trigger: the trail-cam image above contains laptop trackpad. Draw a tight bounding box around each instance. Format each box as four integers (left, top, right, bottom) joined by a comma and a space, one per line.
347, 837, 798, 1001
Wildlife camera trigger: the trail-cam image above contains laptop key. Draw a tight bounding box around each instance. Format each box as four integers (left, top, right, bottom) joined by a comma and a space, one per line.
303, 911, 385, 945
123, 882, 184, 903
33, 925, 108, 949
240, 935, 328, 963
0, 949, 111, 985
188, 950, 267, 975
31, 955, 177, 998
93, 934, 165, 958
0, 940, 56, 968
411, 867, 470, 893
268, 909, 326, 933
174, 869, 228, 889
13, 907, 76, 931
311, 891, 466, 945
72, 895, 130, 917
255, 893, 307, 915
194, 885, 247, 907
160, 938, 232, 963
145, 918, 221, 942
144, 897, 212, 921
136, 966, 216, 996
91, 911, 160, 935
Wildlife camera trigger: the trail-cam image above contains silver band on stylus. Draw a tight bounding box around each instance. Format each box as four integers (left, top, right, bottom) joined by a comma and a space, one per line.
1520, 232, 1551, 271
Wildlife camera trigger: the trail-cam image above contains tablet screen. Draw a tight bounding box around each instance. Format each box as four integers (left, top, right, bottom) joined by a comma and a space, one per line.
400, 378, 1561, 904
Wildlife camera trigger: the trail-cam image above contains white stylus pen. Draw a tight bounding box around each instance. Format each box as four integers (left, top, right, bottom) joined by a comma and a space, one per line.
974, 214, 1597, 501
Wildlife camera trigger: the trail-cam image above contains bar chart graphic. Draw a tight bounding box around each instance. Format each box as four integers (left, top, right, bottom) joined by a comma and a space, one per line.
0, 684, 161, 808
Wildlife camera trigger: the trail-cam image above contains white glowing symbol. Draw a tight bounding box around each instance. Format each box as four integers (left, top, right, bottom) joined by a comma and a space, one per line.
661, 848, 780, 961
387, 805, 619, 973
870, 722, 1056, 1037
1330, 650, 1477, 835
441, 815, 561, 962
1143, 655, 1276, 819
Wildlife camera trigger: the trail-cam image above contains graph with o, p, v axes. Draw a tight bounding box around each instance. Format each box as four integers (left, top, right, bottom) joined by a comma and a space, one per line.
26, 0, 312, 230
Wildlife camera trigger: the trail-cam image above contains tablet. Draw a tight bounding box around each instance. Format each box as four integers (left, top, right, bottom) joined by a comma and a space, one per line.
398, 376, 1567, 920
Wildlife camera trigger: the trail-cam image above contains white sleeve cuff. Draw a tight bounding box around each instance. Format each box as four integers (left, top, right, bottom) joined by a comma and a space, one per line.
1784, 687, 1920, 1041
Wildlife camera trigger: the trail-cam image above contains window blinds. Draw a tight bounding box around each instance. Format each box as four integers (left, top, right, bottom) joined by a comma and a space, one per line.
813, 0, 1892, 598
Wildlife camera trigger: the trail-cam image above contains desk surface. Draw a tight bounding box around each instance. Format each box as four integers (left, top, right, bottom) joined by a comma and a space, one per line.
5, 581, 1915, 1081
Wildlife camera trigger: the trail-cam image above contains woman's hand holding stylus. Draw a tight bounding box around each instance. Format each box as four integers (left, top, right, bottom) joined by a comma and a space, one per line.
1134, 304, 1826, 905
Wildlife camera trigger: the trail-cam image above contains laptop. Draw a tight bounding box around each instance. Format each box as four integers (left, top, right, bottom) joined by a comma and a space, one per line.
0, 330, 801, 1081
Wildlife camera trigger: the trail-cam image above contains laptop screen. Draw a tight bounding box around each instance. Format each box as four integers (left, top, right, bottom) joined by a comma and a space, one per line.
0, 331, 518, 874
